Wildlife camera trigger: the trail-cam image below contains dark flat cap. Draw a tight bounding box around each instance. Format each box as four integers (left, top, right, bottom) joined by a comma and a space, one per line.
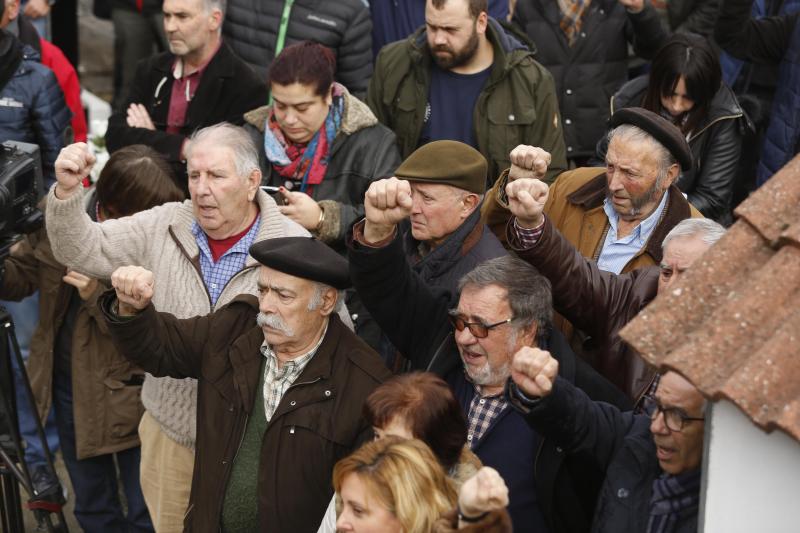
609, 107, 693, 172
249, 237, 350, 289
395, 140, 488, 194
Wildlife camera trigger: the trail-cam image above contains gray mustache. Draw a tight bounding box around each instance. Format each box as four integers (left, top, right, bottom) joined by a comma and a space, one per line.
256, 312, 294, 337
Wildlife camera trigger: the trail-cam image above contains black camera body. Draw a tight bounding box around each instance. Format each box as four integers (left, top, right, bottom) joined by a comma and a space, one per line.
0, 140, 44, 262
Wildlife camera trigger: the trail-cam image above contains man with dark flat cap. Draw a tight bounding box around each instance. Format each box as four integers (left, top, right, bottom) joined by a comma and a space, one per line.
99, 237, 390, 533
481, 107, 702, 399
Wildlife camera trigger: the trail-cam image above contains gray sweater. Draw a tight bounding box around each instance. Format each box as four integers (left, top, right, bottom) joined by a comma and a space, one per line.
46, 186, 308, 448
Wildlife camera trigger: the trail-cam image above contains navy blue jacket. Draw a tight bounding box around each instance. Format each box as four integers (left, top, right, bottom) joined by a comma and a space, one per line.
348, 222, 631, 533
0, 36, 71, 188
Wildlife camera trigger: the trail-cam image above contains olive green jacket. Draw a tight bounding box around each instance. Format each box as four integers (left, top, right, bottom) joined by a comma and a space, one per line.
367, 19, 567, 184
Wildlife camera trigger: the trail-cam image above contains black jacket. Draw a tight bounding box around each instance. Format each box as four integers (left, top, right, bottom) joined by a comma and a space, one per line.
348, 223, 631, 533
244, 88, 401, 251
105, 41, 264, 192
605, 75, 747, 224
222, 0, 372, 97
513, 0, 667, 159
511, 377, 698, 533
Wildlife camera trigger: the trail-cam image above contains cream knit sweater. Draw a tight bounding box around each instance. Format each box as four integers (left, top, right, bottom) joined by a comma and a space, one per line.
46, 187, 308, 448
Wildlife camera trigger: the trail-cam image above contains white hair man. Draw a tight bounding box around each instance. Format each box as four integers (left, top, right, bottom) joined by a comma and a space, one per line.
47, 123, 308, 532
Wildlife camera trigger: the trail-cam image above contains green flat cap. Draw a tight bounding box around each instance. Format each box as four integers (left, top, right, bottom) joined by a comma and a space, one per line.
395, 140, 488, 194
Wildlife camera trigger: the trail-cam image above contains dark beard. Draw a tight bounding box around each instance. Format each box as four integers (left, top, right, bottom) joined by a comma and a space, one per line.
431, 27, 480, 70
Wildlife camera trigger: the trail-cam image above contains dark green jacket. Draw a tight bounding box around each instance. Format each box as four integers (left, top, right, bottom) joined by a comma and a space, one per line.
367, 19, 567, 184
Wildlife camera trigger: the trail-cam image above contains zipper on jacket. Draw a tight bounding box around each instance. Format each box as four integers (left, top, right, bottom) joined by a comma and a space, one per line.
686, 113, 743, 143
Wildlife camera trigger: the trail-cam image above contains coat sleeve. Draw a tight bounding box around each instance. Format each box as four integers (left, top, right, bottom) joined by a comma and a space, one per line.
0, 235, 41, 301
511, 218, 652, 344
31, 67, 71, 187
347, 224, 454, 370
99, 292, 210, 379
333, 4, 373, 99
686, 115, 742, 220
674, 0, 720, 36
626, 4, 669, 60
105, 60, 186, 164
714, 0, 796, 63
366, 47, 392, 127
518, 376, 642, 471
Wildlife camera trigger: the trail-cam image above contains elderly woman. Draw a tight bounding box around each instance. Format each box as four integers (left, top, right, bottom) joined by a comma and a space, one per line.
244, 41, 401, 250
334, 437, 511, 533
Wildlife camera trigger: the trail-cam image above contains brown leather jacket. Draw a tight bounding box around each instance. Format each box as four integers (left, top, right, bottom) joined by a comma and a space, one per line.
508, 217, 660, 400
100, 293, 390, 532
1, 229, 144, 460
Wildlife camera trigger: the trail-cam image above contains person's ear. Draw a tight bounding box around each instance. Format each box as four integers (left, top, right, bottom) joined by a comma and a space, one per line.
247, 168, 262, 202
663, 163, 681, 190
208, 8, 223, 32
318, 287, 337, 316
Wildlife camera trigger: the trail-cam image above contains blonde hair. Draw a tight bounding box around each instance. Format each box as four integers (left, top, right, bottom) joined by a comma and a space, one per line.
333, 437, 458, 532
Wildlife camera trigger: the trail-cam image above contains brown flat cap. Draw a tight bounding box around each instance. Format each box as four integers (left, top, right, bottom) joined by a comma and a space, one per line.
609, 107, 693, 172
249, 237, 350, 289
394, 140, 488, 194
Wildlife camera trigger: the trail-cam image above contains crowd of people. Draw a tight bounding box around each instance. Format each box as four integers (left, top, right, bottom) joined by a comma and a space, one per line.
0, 0, 798, 531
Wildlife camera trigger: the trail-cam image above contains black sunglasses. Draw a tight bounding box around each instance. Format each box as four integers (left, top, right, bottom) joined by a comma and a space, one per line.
448, 312, 513, 339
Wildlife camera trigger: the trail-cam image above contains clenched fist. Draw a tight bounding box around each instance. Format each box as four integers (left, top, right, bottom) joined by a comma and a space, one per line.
511, 347, 559, 398
506, 178, 549, 229
111, 266, 155, 315
363, 177, 413, 243
458, 467, 510, 522
54, 143, 96, 199
508, 145, 551, 182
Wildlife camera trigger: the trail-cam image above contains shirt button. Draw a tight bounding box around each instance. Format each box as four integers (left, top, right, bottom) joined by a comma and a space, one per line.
567, 146, 574, 152
565, 118, 572, 125
479, 399, 486, 405
324, 390, 331, 397
508, 114, 515, 121
290, 400, 296, 406
467, 434, 473, 441
617, 488, 630, 499
211, 283, 217, 289
566, 89, 573, 95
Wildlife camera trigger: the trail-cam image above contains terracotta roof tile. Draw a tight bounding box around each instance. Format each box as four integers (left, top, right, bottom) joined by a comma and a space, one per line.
620, 155, 800, 442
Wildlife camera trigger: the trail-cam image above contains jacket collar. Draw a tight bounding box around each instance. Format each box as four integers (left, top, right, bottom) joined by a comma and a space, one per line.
566, 171, 692, 264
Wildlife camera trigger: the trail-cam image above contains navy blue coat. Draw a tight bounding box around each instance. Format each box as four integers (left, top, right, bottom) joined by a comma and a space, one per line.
0, 40, 71, 188
348, 224, 631, 533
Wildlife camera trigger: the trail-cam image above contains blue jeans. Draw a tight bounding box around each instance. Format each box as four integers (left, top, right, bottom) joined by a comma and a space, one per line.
3, 295, 60, 467
52, 367, 154, 532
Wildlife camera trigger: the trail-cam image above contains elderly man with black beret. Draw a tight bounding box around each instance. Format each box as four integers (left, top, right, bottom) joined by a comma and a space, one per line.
99, 237, 390, 533
482, 107, 702, 400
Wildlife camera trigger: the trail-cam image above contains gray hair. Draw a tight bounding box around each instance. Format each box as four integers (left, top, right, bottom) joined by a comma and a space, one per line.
607, 124, 678, 187
202, 0, 226, 16
662, 218, 726, 249
185, 123, 260, 179
458, 256, 552, 339
308, 283, 345, 315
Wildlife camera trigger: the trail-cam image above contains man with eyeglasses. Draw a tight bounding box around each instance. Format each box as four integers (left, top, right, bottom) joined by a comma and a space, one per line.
347, 177, 630, 533
508, 348, 706, 533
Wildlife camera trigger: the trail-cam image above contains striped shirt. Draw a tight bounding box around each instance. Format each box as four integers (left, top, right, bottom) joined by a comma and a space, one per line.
259, 323, 327, 422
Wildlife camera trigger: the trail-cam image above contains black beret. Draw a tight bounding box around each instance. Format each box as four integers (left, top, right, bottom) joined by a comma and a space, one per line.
609, 107, 693, 172
248, 237, 351, 289
395, 140, 488, 194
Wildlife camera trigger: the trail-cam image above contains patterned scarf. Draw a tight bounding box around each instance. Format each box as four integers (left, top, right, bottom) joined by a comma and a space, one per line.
647, 469, 702, 533
263, 84, 344, 194
558, 0, 592, 46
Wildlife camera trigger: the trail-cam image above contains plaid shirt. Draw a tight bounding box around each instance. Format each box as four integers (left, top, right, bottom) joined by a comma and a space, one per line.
191, 218, 261, 306
466, 386, 509, 448
259, 323, 327, 422
512, 217, 546, 248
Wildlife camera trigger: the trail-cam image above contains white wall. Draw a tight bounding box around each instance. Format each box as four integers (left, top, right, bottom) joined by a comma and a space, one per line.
701, 400, 800, 533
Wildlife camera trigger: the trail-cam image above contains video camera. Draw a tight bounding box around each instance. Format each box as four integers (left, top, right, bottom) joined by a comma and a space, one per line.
0, 140, 45, 263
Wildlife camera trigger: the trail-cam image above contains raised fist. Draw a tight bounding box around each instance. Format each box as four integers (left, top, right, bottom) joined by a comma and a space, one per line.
508, 145, 551, 182
506, 178, 549, 229
511, 347, 559, 398
458, 467, 509, 520
110, 266, 155, 315
54, 143, 95, 198
363, 177, 413, 243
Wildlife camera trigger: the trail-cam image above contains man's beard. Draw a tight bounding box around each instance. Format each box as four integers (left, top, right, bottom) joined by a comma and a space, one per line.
431, 26, 480, 70
606, 175, 665, 218
465, 359, 511, 388
256, 312, 294, 337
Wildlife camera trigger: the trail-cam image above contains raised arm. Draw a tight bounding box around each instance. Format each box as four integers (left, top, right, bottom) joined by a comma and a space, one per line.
715, 0, 796, 63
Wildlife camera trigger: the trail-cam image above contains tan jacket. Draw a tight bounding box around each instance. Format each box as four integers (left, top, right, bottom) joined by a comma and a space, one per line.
1, 227, 144, 460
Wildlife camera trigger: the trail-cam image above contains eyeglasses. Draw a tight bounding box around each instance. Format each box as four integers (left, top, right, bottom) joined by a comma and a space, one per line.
642, 395, 704, 432
448, 312, 513, 339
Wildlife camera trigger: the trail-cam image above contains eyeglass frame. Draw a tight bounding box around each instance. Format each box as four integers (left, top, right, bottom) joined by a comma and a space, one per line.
642, 394, 705, 432
447, 311, 514, 339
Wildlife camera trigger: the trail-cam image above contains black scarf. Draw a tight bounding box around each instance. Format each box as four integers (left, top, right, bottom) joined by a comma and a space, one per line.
646, 469, 702, 533
0, 30, 24, 93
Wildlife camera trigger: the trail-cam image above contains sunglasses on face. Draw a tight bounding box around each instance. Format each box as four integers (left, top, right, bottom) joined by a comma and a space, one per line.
448, 312, 513, 339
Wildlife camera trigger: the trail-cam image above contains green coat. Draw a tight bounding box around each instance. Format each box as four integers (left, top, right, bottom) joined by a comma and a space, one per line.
367, 19, 567, 184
